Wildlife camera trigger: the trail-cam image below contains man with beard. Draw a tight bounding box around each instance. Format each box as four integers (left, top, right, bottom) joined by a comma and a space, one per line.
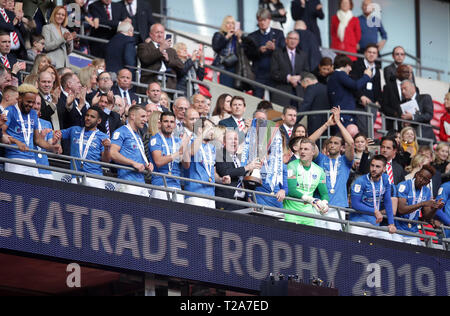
150, 111, 188, 202
111, 105, 154, 196
394, 165, 445, 246
284, 138, 329, 226
182, 117, 216, 208
309, 106, 354, 230
56, 106, 111, 189
2, 84, 61, 176
350, 155, 397, 239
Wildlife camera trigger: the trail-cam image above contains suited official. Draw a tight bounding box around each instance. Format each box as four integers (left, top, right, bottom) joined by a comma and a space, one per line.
218, 96, 249, 144
121, 0, 155, 44
400, 80, 436, 143
291, 0, 325, 46
278, 106, 297, 147
244, 8, 285, 99
111, 68, 139, 105
105, 22, 136, 74
350, 44, 382, 136
137, 23, 184, 92
38, 71, 65, 131
89, 0, 129, 58
299, 73, 330, 137
294, 21, 321, 71
270, 31, 309, 107
383, 46, 416, 84
0, 31, 17, 70
216, 130, 261, 211
0, 6, 27, 59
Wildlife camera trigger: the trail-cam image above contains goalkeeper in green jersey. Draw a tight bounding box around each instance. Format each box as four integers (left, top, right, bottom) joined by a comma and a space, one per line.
284, 138, 330, 226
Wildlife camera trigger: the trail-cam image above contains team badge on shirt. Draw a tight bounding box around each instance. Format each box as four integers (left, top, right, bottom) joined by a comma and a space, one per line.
112, 132, 120, 140
438, 187, 443, 196
398, 184, 406, 193
354, 184, 361, 193
150, 138, 157, 146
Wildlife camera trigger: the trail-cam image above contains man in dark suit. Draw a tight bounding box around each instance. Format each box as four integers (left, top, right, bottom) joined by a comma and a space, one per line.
383, 46, 415, 84
89, 0, 129, 58
105, 22, 136, 75
0, 5, 27, 60
0, 31, 17, 70
121, 0, 154, 44
244, 8, 285, 99
380, 136, 406, 185
291, 0, 325, 46
279, 105, 297, 147
400, 80, 436, 143
270, 31, 309, 107
59, 72, 89, 130
294, 20, 321, 72
216, 130, 261, 211
38, 71, 64, 131
350, 44, 382, 136
111, 68, 139, 106
219, 96, 249, 143
381, 64, 415, 132
299, 73, 330, 137
137, 23, 184, 92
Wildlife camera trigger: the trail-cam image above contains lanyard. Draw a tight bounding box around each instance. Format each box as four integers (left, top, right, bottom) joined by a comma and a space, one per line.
199, 142, 213, 180
15, 105, 32, 146
126, 124, 149, 165
79, 128, 98, 163
329, 156, 340, 191
368, 174, 383, 212
159, 132, 176, 172
411, 179, 424, 221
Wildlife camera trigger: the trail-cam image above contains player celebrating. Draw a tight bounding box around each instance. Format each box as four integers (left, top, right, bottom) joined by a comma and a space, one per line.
57, 106, 111, 189
111, 105, 154, 196
394, 165, 445, 246
350, 155, 397, 239
284, 138, 329, 226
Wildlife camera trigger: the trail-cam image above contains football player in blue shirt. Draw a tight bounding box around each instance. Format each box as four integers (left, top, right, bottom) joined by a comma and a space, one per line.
56, 106, 111, 189
2, 84, 61, 177
111, 105, 154, 197
310, 106, 354, 231
350, 155, 397, 239
182, 117, 216, 209
436, 182, 450, 239
150, 111, 189, 202
394, 165, 445, 246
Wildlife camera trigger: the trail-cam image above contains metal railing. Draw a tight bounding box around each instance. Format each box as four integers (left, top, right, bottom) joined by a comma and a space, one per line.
0, 142, 447, 250
378, 114, 438, 144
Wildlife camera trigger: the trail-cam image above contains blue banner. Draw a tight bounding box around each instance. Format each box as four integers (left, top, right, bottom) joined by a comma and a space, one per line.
1, 173, 450, 296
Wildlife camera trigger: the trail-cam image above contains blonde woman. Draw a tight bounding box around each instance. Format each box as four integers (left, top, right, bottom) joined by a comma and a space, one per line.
400, 126, 419, 158
42, 6, 75, 68
79, 65, 98, 95
174, 42, 205, 97
405, 154, 431, 180
30, 54, 53, 75
433, 142, 450, 174
212, 15, 242, 88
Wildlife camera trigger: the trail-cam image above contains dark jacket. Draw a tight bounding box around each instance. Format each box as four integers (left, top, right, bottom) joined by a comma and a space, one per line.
299, 82, 330, 136
121, 0, 155, 44
105, 32, 137, 74
327, 70, 370, 111
291, 0, 324, 45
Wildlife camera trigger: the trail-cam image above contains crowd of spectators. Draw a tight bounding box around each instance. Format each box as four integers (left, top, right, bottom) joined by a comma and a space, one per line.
0, 0, 449, 248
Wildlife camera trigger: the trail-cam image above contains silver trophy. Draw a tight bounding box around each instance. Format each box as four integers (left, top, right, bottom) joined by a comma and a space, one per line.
243, 119, 269, 190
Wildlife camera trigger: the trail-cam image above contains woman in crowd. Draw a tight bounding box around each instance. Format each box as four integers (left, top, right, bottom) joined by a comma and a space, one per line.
30, 54, 53, 75
174, 42, 205, 97
92, 58, 106, 74
433, 142, 450, 174
331, 0, 361, 61
79, 65, 98, 100
440, 92, 450, 142
212, 15, 242, 88
292, 123, 308, 138
210, 93, 232, 125
42, 6, 75, 68
400, 126, 419, 158
405, 154, 431, 180
160, 92, 171, 111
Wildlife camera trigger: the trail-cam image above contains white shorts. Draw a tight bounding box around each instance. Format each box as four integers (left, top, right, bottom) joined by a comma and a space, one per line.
350, 223, 393, 240
315, 208, 345, 231
5, 159, 40, 177
151, 188, 184, 203
117, 183, 150, 197
391, 234, 423, 246
185, 197, 215, 209
71, 177, 108, 190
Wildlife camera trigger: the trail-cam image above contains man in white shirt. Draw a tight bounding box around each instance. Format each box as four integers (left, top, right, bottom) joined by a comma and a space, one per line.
172, 97, 189, 138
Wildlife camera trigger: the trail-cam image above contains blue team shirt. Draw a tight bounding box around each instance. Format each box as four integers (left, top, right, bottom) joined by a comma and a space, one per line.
111, 125, 146, 183
315, 152, 353, 207
150, 133, 182, 188
5, 106, 39, 160
436, 182, 450, 237
183, 141, 215, 198
35, 118, 53, 175
396, 179, 432, 233
61, 126, 108, 176
350, 173, 392, 225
